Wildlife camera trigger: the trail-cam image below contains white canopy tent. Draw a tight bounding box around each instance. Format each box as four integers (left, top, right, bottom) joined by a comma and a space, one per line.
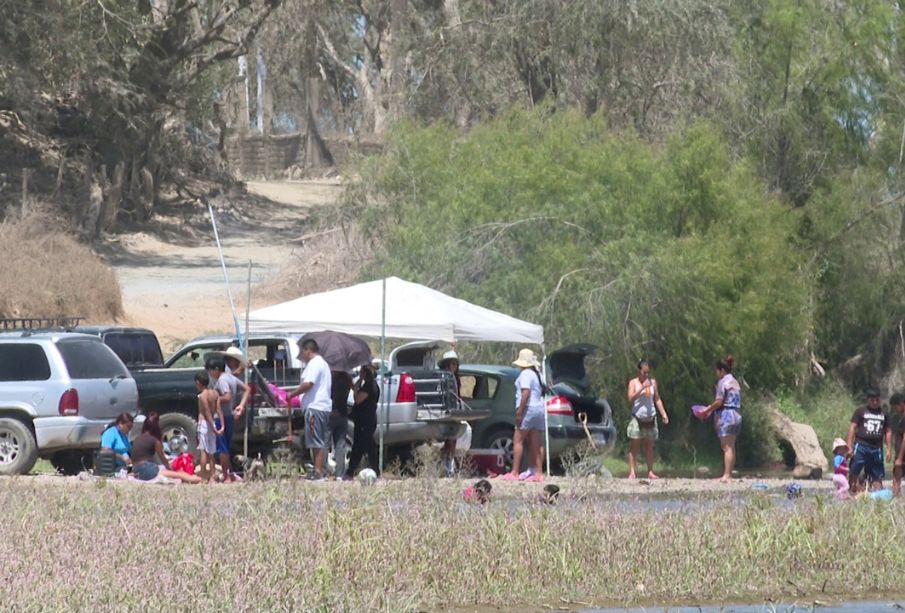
246, 276, 549, 475
247, 276, 544, 344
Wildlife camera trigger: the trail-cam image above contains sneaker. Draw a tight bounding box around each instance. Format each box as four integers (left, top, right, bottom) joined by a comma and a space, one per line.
499, 472, 519, 481
306, 472, 326, 482
445, 458, 456, 477
518, 468, 535, 481
524, 473, 544, 483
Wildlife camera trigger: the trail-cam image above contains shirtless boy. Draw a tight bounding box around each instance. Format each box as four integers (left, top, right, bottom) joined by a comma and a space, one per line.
195, 371, 224, 483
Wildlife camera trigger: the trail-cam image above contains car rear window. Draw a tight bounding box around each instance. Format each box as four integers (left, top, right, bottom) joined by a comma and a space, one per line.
104, 332, 164, 367
56, 339, 129, 379
0, 344, 51, 381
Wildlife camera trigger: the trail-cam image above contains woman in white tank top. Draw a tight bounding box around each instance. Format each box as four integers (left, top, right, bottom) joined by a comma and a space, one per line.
626, 359, 669, 480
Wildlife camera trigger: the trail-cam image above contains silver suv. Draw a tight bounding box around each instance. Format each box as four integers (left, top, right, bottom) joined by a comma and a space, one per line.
0, 332, 139, 475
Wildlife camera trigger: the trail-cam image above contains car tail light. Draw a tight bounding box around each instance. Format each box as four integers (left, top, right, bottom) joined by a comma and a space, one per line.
59, 389, 79, 416
546, 395, 573, 416
396, 373, 416, 403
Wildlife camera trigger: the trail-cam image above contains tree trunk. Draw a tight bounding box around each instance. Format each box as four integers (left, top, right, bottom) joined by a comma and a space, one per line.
303, 12, 333, 168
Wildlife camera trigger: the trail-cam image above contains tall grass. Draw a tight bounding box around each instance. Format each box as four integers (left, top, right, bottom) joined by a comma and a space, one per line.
0, 478, 902, 611
0, 212, 122, 321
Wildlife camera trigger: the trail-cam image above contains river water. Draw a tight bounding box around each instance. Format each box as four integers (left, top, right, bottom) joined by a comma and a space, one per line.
587, 599, 903, 612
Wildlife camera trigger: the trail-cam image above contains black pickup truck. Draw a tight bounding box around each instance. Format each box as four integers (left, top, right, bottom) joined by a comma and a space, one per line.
75, 327, 479, 464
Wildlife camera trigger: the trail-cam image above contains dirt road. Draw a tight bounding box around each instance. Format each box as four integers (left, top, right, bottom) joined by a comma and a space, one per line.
98, 179, 342, 350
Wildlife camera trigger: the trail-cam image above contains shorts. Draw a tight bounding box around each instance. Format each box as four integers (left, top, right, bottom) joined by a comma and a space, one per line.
627, 417, 659, 440
214, 412, 234, 457
715, 408, 742, 438
197, 420, 217, 455
133, 461, 160, 481
850, 442, 885, 482
305, 409, 330, 449
518, 407, 545, 431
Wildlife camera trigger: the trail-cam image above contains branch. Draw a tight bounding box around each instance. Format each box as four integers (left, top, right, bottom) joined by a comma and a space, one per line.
316, 21, 359, 82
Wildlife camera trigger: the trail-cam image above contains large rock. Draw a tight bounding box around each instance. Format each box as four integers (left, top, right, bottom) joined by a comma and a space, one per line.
767, 406, 828, 479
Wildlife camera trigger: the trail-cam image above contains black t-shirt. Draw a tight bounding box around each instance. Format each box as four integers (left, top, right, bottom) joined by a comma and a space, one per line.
851, 406, 889, 447
131, 433, 158, 464
331, 371, 354, 418
354, 379, 380, 416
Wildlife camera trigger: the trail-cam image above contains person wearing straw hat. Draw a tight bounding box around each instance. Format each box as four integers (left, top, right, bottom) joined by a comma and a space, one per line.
500, 348, 545, 482
831, 437, 850, 495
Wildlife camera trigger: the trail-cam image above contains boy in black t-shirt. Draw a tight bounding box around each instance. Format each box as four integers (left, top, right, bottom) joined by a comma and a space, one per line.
846, 388, 892, 493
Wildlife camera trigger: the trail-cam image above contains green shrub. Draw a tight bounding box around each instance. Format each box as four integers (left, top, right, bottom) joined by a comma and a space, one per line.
354, 110, 814, 457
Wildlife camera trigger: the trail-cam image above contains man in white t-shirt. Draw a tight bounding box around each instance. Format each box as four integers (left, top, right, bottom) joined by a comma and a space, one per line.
288, 339, 332, 480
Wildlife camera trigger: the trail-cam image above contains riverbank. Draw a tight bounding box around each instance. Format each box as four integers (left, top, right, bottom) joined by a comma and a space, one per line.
0, 475, 898, 611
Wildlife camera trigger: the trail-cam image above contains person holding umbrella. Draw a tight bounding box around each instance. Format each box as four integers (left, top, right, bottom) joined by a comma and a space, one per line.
346, 363, 381, 479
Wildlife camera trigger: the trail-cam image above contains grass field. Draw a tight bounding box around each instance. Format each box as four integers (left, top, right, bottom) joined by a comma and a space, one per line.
0, 476, 901, 612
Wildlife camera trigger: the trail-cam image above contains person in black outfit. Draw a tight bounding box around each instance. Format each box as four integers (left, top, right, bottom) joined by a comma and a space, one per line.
329, 370, 354, 479
846, 388, 892, 493
346, 364, 381, 478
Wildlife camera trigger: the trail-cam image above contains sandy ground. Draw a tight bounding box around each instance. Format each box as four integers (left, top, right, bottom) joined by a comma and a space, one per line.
97, 179, 343, 351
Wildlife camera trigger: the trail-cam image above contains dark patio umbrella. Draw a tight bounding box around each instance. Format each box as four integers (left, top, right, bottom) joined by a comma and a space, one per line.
300, 330, 372, 372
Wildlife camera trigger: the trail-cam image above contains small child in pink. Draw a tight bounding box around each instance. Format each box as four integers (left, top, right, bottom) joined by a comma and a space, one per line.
832, 438, 850, 500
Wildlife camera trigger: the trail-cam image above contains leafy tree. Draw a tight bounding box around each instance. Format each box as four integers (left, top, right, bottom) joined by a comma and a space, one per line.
353, 111, 814, 455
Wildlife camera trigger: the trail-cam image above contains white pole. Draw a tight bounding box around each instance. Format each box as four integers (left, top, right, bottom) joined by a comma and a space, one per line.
243, 260, 252, 459
208, 203, 242, 347
541, 345, 550, 476
379, 277, 387, 473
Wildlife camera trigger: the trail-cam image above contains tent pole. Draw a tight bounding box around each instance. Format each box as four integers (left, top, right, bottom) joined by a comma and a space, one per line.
379, 277, 387, 474
208, 203, 243, 348
541, 344, 550, 476
243, 260, 252, 459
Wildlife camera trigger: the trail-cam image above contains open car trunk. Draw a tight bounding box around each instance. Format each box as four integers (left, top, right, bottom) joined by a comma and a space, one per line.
548, 344, 608, 424
391, 342, 491, 423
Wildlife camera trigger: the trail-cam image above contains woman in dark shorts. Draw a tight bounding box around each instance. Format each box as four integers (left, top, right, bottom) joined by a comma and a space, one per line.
132, 413, 202, 484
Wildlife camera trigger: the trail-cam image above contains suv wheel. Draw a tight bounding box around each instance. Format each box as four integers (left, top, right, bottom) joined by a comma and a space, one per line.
0, 418, 38, 476
159, 413, 198, 457
484, 426, 515, 471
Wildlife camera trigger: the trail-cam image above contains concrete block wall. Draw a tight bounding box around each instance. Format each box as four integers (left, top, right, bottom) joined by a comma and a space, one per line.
224, 132, 383, 179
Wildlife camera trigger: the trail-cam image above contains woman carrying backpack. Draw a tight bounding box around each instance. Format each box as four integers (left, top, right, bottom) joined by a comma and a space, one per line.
626, 359, 669, 480
500, 348, 546, 482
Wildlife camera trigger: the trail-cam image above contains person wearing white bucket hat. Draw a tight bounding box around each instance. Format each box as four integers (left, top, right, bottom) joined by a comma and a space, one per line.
499, 348, 545, 482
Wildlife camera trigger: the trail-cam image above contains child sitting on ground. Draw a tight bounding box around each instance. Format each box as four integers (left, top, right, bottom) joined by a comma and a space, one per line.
832, 438, 850, 500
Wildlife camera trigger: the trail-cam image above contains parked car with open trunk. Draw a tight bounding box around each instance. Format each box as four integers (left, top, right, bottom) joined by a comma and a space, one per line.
464, 344, 616, 470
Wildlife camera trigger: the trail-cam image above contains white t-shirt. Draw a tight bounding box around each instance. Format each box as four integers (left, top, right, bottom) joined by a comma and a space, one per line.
514, 368, 545, 413
300, 354, 332, 412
